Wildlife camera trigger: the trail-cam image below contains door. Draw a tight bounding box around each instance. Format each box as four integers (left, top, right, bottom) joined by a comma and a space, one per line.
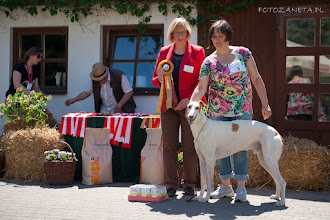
275, 8, 330, 145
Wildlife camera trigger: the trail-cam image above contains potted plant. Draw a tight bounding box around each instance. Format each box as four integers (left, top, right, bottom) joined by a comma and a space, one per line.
44, 141, 77, 185
0, 88, 52, 127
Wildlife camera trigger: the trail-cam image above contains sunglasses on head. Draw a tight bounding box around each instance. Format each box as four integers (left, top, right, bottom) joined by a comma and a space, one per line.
37, 54, 43, 59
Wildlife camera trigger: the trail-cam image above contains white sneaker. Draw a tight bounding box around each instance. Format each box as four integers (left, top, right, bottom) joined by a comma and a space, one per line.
235, 186, 247, 202
210, 183, 235, 199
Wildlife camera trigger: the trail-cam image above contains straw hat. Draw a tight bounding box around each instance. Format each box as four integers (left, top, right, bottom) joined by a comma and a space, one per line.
90, 62, 109, 81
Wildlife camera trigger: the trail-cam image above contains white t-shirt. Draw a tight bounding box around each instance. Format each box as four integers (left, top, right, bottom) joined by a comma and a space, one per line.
86, 71, 133, 113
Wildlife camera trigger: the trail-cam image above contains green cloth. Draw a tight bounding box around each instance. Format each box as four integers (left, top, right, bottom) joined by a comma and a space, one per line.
63, 135, 84, 181
64, 117, 147, 182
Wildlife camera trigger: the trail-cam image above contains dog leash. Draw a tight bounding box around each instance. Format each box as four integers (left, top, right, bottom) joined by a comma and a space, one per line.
186, 195, 195, 202
193, 121, 207, 143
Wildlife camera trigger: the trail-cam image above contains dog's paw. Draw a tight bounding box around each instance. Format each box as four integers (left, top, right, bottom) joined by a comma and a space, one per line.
270, 194, 279, 200
275, 199, 285, 206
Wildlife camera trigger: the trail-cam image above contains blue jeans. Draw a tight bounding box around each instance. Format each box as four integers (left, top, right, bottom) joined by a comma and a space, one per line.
209, 114, 252, 181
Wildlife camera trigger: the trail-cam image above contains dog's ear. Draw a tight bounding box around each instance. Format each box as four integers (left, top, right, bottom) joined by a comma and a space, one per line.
199, 100, 207, 110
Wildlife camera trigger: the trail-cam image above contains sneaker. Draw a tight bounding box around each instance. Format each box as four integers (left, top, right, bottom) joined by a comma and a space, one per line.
210, 183, 234, 199
235, 186, 247, 202
184, 187, 195, 195
167, 188, 177, 197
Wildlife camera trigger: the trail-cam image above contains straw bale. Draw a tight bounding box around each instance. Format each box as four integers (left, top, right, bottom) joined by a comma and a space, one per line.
213, 135, 330, 191
1, 127, 62, 182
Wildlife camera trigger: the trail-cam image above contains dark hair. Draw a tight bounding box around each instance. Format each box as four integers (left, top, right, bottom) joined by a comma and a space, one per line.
208, 20, 233, 49
290, 65, 303, 79
24, 47, 43, 63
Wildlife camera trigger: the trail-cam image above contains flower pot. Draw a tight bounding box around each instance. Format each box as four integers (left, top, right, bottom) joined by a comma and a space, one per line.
44, 141, 77, 185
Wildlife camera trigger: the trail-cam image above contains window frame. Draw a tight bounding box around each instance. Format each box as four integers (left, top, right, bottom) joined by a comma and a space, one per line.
102, 24, 164, 95
13, 27, 68, 94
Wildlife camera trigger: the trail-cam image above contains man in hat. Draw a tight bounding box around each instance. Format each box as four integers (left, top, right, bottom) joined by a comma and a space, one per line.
65, 62, 136, 113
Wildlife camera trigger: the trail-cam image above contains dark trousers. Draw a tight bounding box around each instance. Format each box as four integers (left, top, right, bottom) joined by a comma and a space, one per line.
161, 108, 198, 190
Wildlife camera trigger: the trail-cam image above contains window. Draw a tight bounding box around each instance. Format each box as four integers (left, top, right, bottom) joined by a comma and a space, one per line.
320, 17, 330, 46
103, 25, 163, 95
13, 27, 68, 94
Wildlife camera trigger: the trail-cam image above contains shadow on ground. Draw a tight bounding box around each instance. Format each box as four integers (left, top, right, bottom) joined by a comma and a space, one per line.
146, 193, 287, 220
247, 187, 330, 203
0, 178, 130, 190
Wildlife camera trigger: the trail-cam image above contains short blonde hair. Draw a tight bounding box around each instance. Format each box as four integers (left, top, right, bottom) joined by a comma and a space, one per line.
167, 17, 192, 43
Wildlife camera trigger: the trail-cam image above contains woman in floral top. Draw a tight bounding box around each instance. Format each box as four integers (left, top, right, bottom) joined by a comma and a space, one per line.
191, 20, 272, 202
286, 65, 313, 120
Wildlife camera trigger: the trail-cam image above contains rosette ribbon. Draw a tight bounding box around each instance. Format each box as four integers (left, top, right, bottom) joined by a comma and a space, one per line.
156, 60, 178, 112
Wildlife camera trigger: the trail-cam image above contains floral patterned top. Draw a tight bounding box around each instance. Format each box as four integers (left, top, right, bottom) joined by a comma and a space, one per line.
200, 46, 253, 117
286, 78, 313, 116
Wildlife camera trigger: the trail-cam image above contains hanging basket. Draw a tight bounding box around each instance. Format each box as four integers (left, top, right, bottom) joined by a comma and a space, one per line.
44, 141, 77, 185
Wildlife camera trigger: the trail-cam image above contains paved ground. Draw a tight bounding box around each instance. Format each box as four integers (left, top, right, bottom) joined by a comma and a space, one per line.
0, 179, 329, 220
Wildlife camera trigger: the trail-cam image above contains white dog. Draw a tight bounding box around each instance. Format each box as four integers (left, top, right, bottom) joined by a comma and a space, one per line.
186, 101, 286, 206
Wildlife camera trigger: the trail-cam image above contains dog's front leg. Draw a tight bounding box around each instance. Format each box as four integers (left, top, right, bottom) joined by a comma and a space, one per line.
196, 159, 215, 202
193, 155, 207, 202
199, 158, 215, 203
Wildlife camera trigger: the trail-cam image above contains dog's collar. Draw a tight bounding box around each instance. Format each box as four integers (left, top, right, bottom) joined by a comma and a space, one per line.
194, 120, 207, 144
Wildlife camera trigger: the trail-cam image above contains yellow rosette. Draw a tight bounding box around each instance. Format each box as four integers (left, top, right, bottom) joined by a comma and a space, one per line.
156, 60, 178, 112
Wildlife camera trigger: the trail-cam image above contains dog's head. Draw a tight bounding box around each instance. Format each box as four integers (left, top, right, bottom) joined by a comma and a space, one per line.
186, 100, 206, 124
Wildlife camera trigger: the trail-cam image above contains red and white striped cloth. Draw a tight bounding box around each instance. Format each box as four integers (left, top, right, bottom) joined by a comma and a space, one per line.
59, 112, 148, 149
139, 116, 161, 129
59, 113, 99, 137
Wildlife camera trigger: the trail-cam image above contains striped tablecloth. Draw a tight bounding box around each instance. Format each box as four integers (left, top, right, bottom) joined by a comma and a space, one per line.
59, 112, 149, 149
139, 115, 161, 129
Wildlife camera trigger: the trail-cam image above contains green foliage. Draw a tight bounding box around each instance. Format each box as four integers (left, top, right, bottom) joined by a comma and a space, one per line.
0, 0, 198, 29
0, 88, 52, 127
45, 149, 75, 161
158, 2, 167, 16
178, 151, 183, 165
0, 0, 264, 31
28, 6, 38, 16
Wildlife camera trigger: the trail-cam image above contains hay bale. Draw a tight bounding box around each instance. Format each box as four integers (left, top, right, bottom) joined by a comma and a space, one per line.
247, 135, 329, 191
1, 127, 61, 182
213, 135, 330, 191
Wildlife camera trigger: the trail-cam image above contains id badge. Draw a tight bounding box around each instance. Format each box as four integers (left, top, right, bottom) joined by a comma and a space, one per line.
27, 83, 33, 90
183, 65, 194, 73
239, 62, 247, 72
228, 62, 246, 73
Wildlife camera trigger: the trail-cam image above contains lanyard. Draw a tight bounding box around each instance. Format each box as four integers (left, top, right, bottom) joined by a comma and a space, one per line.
25, 63, 33, 83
